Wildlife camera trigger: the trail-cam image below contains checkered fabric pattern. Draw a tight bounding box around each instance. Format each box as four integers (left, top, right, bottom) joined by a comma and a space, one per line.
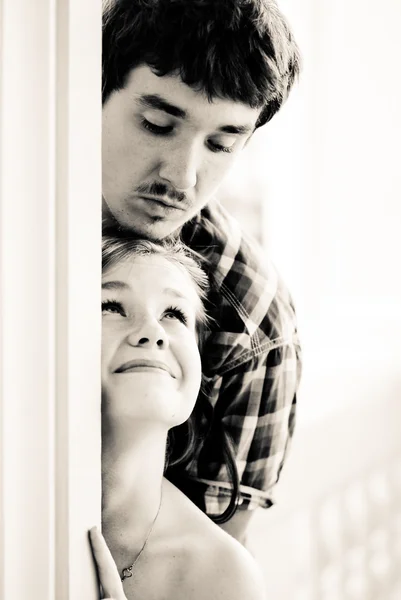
176, 200, 302, 516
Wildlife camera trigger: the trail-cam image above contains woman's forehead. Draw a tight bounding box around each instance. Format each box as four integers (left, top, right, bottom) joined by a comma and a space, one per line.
102, 254, 200, 303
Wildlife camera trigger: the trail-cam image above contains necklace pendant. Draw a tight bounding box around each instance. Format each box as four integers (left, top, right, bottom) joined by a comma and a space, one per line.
121, 566, 133, 581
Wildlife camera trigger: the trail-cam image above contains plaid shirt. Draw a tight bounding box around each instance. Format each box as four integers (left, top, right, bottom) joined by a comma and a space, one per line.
176, 200, 302, 516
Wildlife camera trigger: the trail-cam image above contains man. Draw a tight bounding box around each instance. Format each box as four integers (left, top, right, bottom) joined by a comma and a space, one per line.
102, 0, 302, 544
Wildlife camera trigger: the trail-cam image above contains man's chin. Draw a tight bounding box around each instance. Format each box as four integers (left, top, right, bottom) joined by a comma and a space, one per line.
102, 197, 189, 241
102, 216, 182, 242
142, 228, 182, 244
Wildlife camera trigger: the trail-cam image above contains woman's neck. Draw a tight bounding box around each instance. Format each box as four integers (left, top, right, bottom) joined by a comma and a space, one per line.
101, 423, 167, 557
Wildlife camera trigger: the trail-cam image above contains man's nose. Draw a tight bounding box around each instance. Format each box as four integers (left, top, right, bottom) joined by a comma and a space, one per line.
126, 318, 168, 349
158, 141, 198, 191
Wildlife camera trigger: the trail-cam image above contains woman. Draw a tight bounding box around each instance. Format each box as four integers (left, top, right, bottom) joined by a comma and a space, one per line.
90, 236, 266, 600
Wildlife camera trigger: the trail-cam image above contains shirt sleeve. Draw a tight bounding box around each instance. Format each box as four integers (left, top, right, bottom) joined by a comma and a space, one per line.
193, 339, 302, 516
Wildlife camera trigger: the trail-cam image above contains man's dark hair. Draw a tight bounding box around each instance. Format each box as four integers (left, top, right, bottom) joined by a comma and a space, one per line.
102, 0, 301, 127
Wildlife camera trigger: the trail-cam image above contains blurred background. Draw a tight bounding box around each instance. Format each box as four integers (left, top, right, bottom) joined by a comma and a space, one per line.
218, 1, 401, 598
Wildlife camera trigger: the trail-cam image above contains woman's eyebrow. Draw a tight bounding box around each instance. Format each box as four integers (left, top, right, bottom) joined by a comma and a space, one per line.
137, 94, 187, 119
163, 287, 191, 300
164, 287, 201, 310
101, 280, 129, 291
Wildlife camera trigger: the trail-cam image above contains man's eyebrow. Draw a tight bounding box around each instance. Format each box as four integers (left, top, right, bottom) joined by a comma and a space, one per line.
102, 280, 129, 291
218, 124, 254, 135
138, 95, 254, 134
138, 94, 187, 119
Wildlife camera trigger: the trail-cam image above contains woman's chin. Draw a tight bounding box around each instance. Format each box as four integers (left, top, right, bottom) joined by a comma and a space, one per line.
103, 390, 193, 428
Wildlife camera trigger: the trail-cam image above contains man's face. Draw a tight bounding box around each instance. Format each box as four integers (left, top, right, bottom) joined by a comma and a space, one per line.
102, 65, 261, 240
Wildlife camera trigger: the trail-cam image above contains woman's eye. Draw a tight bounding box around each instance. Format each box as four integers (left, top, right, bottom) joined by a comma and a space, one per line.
142, 118, 173, 136
102, 300, 126, 316
163, 307, 188, 325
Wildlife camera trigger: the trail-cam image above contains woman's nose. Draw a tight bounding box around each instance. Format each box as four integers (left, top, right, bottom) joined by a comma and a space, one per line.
158, 142, 198, 191
126, 319, 168, 349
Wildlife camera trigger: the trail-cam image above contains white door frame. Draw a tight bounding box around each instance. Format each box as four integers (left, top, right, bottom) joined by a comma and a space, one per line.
0, 1, 102, 598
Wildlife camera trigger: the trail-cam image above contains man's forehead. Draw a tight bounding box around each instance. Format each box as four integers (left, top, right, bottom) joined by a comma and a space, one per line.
125, 64, 261, 130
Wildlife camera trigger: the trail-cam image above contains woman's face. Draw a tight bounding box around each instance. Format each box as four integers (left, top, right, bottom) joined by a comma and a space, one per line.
101, 253, 203, 428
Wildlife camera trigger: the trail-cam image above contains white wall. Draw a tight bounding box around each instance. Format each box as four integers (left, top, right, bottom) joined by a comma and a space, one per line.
222, 1, 401, 597
263, 0, 401, 405
222, 0, 401, 420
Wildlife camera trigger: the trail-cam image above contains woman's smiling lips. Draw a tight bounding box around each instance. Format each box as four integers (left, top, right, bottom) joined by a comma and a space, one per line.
114, 358, 176, 378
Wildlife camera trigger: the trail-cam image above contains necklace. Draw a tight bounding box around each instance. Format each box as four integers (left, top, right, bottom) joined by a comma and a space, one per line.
120, 491, 163, 582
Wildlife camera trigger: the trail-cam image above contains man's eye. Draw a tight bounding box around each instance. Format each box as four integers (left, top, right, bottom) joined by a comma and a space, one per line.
208, 140, 235, 154
163, 306, 188, 325
102, 300, 126, 316
142, 118, 173, 135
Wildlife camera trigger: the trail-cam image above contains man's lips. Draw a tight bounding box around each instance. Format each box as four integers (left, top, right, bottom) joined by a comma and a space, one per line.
114, 359, 175, 378
137, 194, 187, 212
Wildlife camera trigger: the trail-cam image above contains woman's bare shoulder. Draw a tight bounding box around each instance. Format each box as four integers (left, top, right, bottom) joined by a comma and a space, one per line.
162, 479, 266, 600
192, 529, 266, 600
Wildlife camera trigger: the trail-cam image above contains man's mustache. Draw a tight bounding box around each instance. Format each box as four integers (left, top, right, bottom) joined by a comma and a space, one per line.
135, 183, 187, 203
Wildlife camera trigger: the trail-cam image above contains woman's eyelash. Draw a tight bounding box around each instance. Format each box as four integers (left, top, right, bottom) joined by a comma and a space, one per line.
102, 301, 187, 324
165, 306, 188, 325
102, 300, 126, 316
142, 118, 173, 135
